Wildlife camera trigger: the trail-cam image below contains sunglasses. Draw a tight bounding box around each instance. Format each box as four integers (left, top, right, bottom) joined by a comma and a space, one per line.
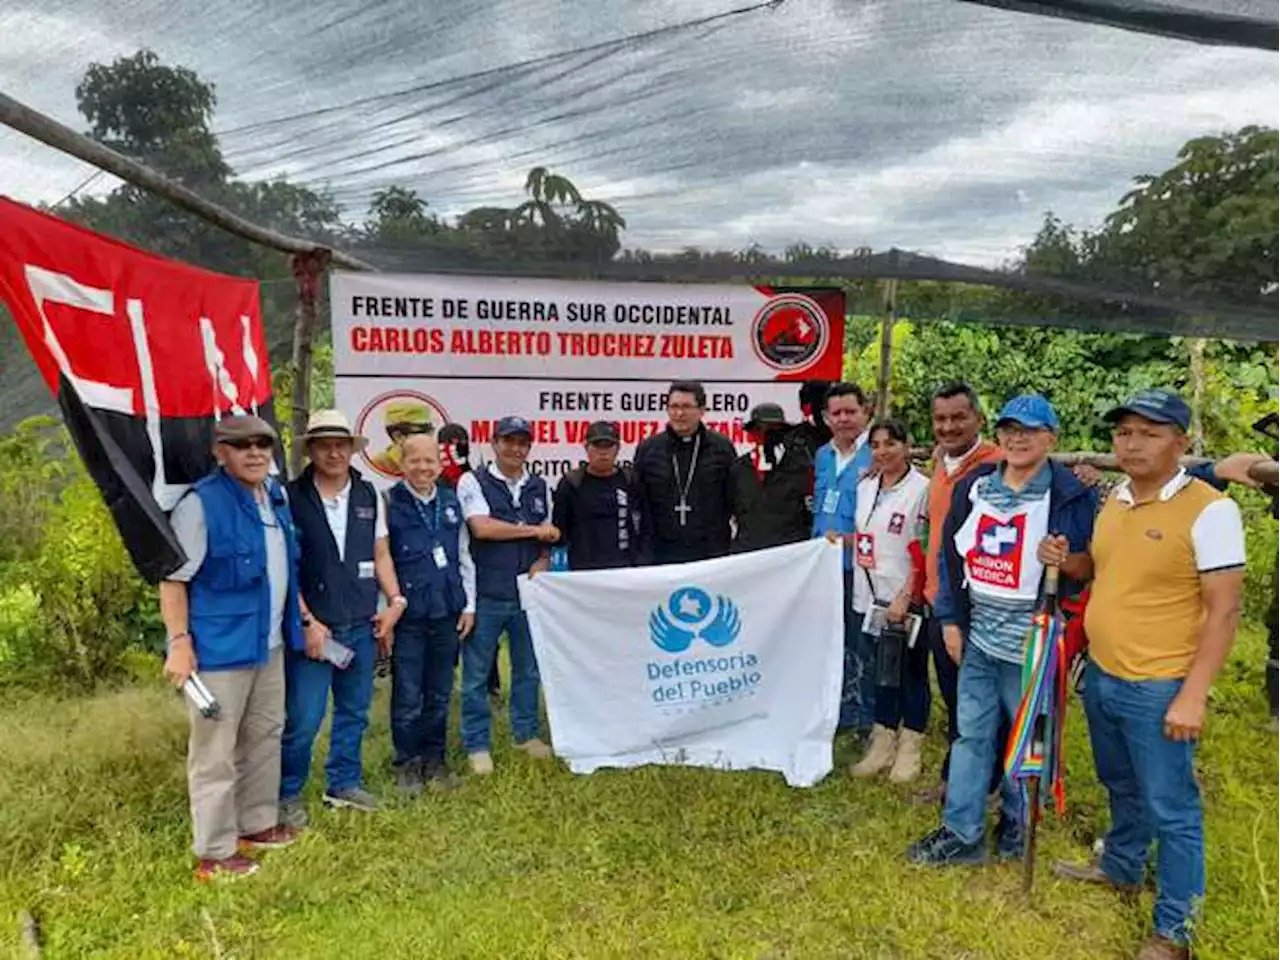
223, 437, 275, 451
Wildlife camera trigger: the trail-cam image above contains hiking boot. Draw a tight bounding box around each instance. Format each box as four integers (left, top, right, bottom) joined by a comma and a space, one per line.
395, 760, 425, 798
278, 798, 309, 830
1135, 935, 1189, 960
1052, 858, 1142, 893
906, 826, 987, 867
994, 817, 1024, 862
195, 855, 260, 882
469, 751, 495, 775
851, 724, 897, 778
515, 738, 553, 760
423, 760, 462, 791
238, 825, 301, 852
889, 729, 925, 783
323, 786, 379, 812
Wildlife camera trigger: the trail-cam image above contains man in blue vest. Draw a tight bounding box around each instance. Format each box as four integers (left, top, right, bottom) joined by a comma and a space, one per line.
811, 382, 875, 735
280, 410, 407, 825
386, 433, 475, 795
161, 414, 305, 881
455, 415, 560, 775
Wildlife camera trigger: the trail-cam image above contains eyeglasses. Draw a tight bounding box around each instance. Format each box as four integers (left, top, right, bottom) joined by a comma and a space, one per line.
223, 437, 275, 451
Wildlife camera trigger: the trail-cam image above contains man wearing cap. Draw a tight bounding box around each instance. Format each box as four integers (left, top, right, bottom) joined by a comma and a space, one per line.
161, 415, 305, 881
369, 399, 435, 477
279, 410, 407, 824
908, 394, 1097, 868
552, 421, 643, 571
455, 415, 560, 774
437, 422, 501, 701
811, 382, 876, 734
729, 402, 813, 554
633, 380, 737, 565
1044, 390, 1246, 960
385, 433, 475, 795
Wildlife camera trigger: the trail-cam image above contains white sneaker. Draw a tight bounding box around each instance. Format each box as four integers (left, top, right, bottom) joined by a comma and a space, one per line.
850, 724, 897, 778
515, 738, 553, 760
468, 751, 495, 775
889, 729, 925, 783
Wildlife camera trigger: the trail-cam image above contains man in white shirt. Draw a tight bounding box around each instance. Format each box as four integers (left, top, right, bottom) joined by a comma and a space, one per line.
455, 416, 559, 775
280, 411, 406, 826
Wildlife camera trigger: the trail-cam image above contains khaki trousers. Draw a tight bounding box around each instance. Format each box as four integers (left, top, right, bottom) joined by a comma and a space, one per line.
187, 646, 285, 860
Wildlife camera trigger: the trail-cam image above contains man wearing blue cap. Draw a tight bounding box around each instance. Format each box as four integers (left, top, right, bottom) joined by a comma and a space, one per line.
455, 416, 560, 775
1043, 389, 1246, 960
908, 393, 1097, 867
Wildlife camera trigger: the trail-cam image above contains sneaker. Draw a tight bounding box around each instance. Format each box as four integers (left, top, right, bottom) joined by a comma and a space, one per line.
515, 738, 553, 760
278, 798, 309, 830
323, 787, 379, 812
889, 729, 925, 783
195, 855, 260, 881
1136, 935, 1189, 960
238, 825, 301, 852
906, 826, 987, 867
468, 751, 495, 775
851, 724, 897, 778
994, 817, 1024, 862
1051, 858, 1142, 893
423, 760, 462, 791
395, 760, 425, 798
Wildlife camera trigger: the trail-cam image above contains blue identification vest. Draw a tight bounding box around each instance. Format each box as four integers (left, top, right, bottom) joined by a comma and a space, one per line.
471, 468, 549, 602
386, 482, 467, 621
188, 468, 303, 671
288, 466, 380, 629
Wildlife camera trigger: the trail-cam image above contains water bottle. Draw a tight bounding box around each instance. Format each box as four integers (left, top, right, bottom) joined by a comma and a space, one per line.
183, 673, 221, 720
550, 546, 569, 572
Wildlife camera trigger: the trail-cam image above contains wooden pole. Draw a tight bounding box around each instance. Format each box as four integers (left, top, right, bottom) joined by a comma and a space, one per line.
875, 278, 898, 418
289, 250, 331, 476
1189, 337, 1207, 456
0, 90, 375, 272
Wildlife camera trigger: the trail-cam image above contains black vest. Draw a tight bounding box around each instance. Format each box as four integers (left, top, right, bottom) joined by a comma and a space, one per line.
288, 467, 380, 628
471, 469, 549, 601
386, 482, 467, 620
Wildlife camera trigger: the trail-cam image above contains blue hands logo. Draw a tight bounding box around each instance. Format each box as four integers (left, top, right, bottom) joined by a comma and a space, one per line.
649, 585, 743, 653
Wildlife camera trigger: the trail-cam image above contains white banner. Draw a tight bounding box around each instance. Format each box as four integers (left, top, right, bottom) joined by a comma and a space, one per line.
330, 272, 845, 484
518, 539, 844, 787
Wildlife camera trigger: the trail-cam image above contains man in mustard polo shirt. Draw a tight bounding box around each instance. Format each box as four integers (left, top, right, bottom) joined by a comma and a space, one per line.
1041, 389, 1245, 960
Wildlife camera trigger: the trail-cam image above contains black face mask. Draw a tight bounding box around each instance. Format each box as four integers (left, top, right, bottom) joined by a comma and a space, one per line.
450, 437, 470, 460
760, 428, 787, 466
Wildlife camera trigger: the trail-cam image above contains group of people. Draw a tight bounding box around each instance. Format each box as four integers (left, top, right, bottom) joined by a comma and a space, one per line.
158, 375, 1273, 960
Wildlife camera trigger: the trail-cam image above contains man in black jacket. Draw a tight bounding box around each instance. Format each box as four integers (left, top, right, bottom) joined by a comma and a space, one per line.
552, 421, 643, 570
634, 380, 737, 565
730, 402, 813, 553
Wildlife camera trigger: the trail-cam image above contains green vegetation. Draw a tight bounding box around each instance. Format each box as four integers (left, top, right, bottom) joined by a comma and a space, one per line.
0, 630, 1273, 959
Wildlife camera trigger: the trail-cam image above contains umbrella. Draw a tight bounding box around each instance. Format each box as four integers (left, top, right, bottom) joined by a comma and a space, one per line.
1004, 564, 1069, 894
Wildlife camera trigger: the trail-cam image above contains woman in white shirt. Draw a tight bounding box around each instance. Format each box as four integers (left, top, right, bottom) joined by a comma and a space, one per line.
849, 419, 931, 783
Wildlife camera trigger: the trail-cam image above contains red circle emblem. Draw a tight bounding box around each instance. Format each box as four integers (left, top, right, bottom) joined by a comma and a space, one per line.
750, 294, 830, 373
355, 389, 451, 479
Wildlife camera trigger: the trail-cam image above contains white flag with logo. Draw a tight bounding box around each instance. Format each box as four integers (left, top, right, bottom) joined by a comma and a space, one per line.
518, 539, 844, 787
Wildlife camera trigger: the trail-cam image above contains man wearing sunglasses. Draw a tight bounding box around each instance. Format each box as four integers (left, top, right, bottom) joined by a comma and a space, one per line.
161, 415, 305, 881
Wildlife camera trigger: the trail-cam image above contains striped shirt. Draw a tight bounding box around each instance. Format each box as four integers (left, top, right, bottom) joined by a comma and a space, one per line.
968, 462, 1052, 665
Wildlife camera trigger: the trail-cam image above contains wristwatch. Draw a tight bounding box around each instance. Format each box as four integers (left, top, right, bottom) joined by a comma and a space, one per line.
390, 595, 408, 610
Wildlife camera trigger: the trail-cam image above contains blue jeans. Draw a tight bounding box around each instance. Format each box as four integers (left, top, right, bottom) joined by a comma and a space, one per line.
391, 616, 460, 767
461, 596, 541, 753
943, 643, 1024, 845
280, 621, 375, 799
839, 575, 876, 732
1084, 662, 1203, 946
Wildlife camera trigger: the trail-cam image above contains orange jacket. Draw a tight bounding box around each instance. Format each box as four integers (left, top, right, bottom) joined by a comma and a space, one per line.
922, 440, 1004, 606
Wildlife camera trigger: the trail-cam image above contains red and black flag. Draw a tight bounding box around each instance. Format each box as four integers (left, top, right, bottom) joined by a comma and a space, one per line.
0, 197, 275, 583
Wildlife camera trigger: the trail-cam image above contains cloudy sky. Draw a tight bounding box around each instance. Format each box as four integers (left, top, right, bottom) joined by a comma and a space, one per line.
1, 0, 1275, 265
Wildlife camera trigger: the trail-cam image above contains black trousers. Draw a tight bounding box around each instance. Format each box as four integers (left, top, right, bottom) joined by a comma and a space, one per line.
927, 615, 1006, 794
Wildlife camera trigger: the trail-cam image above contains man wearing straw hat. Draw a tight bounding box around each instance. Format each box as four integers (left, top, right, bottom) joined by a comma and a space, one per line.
279, 410, 408, 826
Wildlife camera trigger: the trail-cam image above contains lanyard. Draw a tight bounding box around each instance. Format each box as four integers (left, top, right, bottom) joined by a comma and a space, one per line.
672, 432, 701, 521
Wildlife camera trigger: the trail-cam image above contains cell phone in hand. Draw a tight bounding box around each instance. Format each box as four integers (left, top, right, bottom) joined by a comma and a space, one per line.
322, 636, 355, 670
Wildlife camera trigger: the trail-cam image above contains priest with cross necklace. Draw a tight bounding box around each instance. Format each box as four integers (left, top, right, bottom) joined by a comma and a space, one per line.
633, 380, 738, 565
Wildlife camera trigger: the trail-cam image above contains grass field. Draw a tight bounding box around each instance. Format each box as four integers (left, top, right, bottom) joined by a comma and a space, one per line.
0, 630, 1275, 960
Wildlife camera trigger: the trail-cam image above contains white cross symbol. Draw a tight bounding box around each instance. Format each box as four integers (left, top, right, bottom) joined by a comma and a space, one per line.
858, 538, 873, 555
